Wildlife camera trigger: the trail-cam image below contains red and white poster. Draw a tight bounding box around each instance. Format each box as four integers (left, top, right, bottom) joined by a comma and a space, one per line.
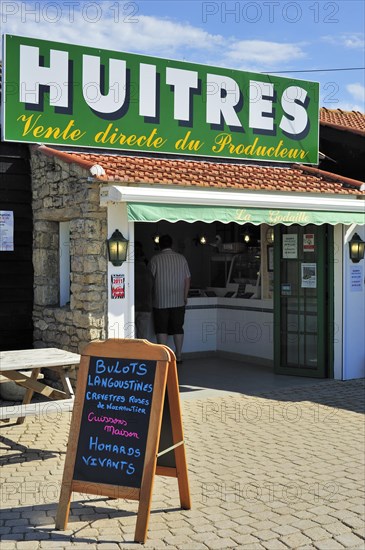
111, 274, 125, 299
303, 233, 315, 252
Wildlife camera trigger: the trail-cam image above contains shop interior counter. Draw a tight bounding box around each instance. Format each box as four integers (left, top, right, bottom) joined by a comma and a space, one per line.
184, 296, 274, 358
186, 296, 273, 308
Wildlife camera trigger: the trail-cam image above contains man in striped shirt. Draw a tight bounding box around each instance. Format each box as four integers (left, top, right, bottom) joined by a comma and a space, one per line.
149, 234, 191, 363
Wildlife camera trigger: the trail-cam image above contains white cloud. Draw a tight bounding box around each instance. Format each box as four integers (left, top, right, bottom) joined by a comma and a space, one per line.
322, 33, 365, 50
343, 35, 365, 49
326, 84, 365, 112
225, 40, 306, 67
0, 2, 305, 72
132, 16, 224, 54
0, 3, 223, 60
347, 83, 365, 103
331, 102, 364, 113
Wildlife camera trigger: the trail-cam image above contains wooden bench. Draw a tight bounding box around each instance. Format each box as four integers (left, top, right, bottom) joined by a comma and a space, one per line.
0, 348, 80, 424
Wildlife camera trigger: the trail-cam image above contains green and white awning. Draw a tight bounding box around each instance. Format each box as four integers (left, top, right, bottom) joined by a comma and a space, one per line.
126, 203, 365, 226
100, 185, 365, 226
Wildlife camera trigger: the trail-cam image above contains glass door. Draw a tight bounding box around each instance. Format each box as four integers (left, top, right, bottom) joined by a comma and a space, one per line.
274, 224, 333, 377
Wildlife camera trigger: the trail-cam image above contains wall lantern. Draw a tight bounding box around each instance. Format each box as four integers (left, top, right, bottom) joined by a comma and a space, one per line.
349, 233, 365, 263
107, 229, 129, 266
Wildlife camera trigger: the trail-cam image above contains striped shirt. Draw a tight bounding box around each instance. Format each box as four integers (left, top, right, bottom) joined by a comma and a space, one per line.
149, 249, 191, 309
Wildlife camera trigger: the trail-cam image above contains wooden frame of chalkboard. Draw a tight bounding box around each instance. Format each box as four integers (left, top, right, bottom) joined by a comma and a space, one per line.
55, 339, 191, 543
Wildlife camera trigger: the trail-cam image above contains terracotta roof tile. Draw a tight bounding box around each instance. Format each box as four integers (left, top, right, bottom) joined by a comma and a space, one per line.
320, 108, 365, 135
34, 144, 364, 196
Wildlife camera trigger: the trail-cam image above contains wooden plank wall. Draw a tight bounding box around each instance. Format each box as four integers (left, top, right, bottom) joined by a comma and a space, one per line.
0, 142, 33, 350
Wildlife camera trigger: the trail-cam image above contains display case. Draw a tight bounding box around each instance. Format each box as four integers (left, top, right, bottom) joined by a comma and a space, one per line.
210, 254, 235, 287
227, 248, 261, 298
209, 248, 261, 298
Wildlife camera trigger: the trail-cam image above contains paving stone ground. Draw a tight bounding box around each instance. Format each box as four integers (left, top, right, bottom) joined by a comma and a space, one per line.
0, 379, 364, 549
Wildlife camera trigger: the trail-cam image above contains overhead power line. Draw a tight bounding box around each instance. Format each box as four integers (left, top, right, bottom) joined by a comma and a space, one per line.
264, 67, 365, 74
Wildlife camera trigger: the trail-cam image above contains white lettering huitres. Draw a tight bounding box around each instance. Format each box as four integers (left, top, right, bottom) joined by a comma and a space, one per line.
19, 45, 309, 137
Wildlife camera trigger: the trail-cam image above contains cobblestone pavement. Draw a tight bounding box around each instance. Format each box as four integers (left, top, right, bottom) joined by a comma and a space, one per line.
0, 379, 364, 549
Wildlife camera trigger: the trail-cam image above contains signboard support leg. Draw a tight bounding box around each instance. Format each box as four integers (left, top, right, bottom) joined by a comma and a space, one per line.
166, 360, 191, 510
134, 360, 169, 543
55, 483, 73, 530
55, 356, 90, 530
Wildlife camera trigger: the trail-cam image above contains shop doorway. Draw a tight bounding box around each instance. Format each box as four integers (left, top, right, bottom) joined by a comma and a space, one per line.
0, 143, 33, 351
274, 225, 334, 378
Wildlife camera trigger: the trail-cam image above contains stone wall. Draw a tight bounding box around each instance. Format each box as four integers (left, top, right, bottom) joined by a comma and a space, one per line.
31, 151, 108, 372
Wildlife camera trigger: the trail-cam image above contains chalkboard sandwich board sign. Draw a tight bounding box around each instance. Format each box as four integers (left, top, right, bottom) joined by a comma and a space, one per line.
55, 339, 190, 543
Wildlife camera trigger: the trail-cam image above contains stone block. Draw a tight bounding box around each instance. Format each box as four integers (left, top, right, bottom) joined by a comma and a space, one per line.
33, 249, 58, 278
34, 285, 58, 306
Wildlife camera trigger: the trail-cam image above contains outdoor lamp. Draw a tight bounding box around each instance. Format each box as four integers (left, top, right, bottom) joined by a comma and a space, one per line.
199, 235, 207, 245
107, 229, 129, 266
349, 233, 365, 263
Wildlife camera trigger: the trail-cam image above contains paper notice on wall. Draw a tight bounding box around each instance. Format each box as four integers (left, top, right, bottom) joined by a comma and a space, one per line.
350, 265, 363, 292
282, 234, 298, 259
0, 211, 14, 251
301, 263, 317, 288
111, 274, 125, 299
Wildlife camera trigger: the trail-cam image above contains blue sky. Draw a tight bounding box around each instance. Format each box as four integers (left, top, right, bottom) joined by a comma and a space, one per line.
1, 0, 364, 111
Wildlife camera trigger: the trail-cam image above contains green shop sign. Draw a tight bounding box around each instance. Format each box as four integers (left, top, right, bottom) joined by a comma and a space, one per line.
2, 35, 319, 163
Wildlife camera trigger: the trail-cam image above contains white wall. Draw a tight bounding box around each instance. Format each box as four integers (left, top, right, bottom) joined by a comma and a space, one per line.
107, 204, 135, 339
342, 225, 365, 379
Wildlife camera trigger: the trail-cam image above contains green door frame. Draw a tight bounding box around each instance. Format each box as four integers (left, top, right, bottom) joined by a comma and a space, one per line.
274, 224, 334, 378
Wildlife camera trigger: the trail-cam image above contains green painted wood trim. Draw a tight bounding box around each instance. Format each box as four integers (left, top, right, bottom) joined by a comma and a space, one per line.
316, 225, 326, 377
273, 225, 281, 372
327, 226, 335, 379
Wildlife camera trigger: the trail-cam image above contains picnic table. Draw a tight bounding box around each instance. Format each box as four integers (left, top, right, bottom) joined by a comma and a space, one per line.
0, 348, 80, 424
